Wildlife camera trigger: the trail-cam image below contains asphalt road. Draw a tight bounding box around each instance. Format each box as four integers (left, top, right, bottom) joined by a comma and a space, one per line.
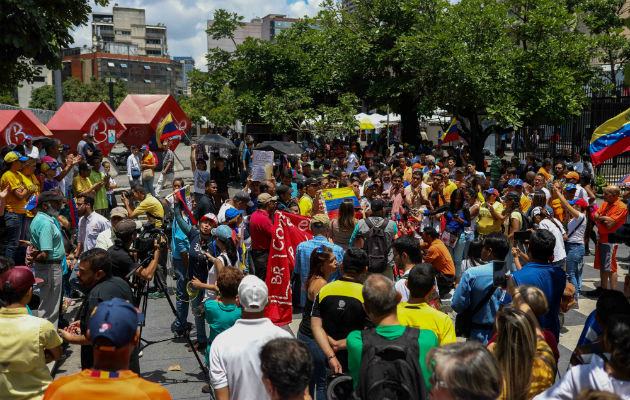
50, 143, 630, 399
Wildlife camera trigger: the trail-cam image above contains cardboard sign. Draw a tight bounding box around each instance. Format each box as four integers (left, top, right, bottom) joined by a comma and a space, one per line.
252, 150, 274, 181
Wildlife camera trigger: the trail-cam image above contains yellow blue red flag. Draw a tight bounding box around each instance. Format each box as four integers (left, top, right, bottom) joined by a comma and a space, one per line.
151, 113, 181, 149
322, 187, 360, 219
590, 108, 630, 167
439, 119, 459, 146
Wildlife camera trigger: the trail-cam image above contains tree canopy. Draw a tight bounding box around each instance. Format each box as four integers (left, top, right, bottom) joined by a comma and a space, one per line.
0, 0, 108, 92
29, 77, 127, 110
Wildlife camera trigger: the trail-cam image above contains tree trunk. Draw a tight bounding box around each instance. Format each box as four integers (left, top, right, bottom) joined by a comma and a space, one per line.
460, 113, 488, 172
399, 95, 420, 145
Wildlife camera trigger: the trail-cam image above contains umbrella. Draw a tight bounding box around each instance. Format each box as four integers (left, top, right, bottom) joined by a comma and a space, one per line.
256, 141, 304, 155
359, 117, 375, 130
196, 134, 236, 150
618, 173, 630, 185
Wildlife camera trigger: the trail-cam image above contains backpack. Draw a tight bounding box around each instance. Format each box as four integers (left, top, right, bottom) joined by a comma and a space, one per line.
508, 210, 532, 234
355, 327, 426, 400
363, 218, 389, 274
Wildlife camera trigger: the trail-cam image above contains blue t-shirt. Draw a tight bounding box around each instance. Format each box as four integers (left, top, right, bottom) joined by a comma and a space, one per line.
171, 217, 190, 260
243, 148, 252, 168
508, 262, 566, 341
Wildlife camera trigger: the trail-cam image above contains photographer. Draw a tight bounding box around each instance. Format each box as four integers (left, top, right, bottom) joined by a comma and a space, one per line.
121, 184, 164, 228
107, 219, 163, 283
172, 198, 212, 352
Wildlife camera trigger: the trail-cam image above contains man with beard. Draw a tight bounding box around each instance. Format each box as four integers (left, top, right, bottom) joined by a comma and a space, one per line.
28, 191, 67, 329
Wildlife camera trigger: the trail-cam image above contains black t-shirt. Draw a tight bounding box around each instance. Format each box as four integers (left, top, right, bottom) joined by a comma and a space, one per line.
78, 276, 133, 369
107, 245, 139, 280
211, 167, 230, 193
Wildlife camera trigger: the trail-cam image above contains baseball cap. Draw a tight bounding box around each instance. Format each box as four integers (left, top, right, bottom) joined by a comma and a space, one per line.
200, 213, 218, 226
114, 219, 137, 235
366, 181, 378, 189
24, 195, 39, 211
1, 266, 43, 293
310, 213, 330, 230
371, 198, 386, 212
532, 206, 543, 217
211, 225, 233, 241
569, 198, 589, 208
25, 135, 32, 141
140, 145, 148, 150
430, 167, 441, 175
412, 163, 422, 170
4, 151, 28, 163
40, 161, 58, 172
566, 171, 579, 180
110, 207, 128, 219
257, 193, 277, 205
485, 188, 499, 197
305, 177, 319, 186
233, 191, 254, 207
88, 298, 144, 349
238, 275, 268, 312
354, 166, 368, 173
454, 167, 465, 174
564, 183, 577, 191
508, 178, 523, 187
38, 190, 64, 204
61, 144, 70, 151
225, 207, 245, 220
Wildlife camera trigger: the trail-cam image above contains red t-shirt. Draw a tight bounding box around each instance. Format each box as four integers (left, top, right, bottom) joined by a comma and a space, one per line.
250, 209, 274, 250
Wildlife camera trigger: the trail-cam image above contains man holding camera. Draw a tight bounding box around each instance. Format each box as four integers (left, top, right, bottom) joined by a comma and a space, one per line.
107, 219, 163, 284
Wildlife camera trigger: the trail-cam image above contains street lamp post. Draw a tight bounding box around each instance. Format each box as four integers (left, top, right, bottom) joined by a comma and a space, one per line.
105, 77, 115, 109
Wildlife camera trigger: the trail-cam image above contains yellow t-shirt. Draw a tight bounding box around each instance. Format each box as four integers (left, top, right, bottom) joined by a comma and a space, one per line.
299, 194, 313, 217
520, 194, 532, 214
134, 194, 164, 228
397, 301, 456, 345
72, 176, 93, 198
503, 211, 523, 245
477, 201, 504, 235
22, 174, 41, 218
498, 339, 556, 400
0, 170, 29, 214
443, 180, 458, 202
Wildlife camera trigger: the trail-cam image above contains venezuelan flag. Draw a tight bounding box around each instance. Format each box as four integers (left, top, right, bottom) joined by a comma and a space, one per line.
439, 119, 459, 146
322, 187, 360, 219
68, 198, 79, 228
590, 108, 630, 167
175, 186, 197, 225
150, 113, 181, 149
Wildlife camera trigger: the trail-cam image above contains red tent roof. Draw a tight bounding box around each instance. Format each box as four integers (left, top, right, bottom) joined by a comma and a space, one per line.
46, 102, 104, 132
116, 95, 173, 126
0, 110, 52, 146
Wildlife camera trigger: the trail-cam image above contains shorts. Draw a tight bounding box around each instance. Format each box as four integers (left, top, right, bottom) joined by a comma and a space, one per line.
594, 242, 618, 272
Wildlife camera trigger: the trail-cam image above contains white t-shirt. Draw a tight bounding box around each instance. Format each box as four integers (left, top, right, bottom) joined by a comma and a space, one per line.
566, 213, 586, 244
194, 169, 210, 194
209, 318, 292, 400
395, 270, 411, 302
575, 185, 589, 202
538, 218, 566, 261
533, 355, 630, 400
217, 202, 236, 224
203, 254, 233, 302
345, 152, 358, 174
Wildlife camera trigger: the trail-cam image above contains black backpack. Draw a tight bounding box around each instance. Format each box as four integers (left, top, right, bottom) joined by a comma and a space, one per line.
363, 218, 389, 274
355, 327, 426, 400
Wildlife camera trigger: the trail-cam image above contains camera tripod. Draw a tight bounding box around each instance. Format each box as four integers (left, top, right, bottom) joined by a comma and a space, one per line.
131, 255, 209, 379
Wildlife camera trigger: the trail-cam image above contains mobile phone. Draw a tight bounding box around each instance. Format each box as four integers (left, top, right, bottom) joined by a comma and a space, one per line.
514, 231, 531, 243
493, 260, 507, 288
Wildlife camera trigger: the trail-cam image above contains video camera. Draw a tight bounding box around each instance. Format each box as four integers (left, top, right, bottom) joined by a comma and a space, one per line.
134, 222, 168, 261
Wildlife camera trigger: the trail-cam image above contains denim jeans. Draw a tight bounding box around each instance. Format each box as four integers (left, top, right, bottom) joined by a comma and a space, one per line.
297, 331, 327, 400
172, 258, 190, 331
565, 242, 585, 300
3, 212, 25, 260
143, 175, 156, 197
447, 233, 467, 278
191, 292, 207, 344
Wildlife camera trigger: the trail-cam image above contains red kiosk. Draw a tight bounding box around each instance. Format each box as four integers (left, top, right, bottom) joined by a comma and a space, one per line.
46, 102, 126, 156
0, 110, 53, 147
115, 94, 189, 150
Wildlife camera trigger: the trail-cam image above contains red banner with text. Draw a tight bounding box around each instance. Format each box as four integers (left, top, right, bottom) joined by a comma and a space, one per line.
265, 211, 313, 326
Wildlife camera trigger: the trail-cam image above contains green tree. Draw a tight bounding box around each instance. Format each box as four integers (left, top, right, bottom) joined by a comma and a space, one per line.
29, 77, 127, 110
0, 91, 18, 106
0, 0, 108, 92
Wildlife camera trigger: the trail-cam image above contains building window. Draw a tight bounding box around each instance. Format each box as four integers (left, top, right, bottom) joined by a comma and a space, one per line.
120, 63, 127, 68
146, 50, 162, 56
107, 62, 115, 67
146, 39, 161, 45
144, 79, 151, 84
33, 76, 46, 82
144, 65, 151, 70
115, 30, 131, 35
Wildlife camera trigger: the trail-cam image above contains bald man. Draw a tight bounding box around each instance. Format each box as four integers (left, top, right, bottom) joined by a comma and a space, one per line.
586, 185, 628, 296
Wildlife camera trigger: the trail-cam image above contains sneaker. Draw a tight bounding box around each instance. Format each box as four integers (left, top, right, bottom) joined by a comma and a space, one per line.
148, 291, 165, 299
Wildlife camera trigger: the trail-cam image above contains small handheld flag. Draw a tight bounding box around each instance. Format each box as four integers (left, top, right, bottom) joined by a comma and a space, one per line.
439, 119, 460, 146
322, 187, 360, 219
174, 186, 197, 225
590, 108, 630, 167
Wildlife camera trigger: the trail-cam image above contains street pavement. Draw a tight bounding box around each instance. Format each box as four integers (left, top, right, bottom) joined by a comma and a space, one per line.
50, 143, 630, 399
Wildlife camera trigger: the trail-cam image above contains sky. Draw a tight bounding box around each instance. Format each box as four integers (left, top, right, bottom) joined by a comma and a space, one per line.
71, 0, 323, 70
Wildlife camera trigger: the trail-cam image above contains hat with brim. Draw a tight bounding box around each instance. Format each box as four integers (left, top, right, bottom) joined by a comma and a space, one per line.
4, 151, 28, 163
37, 190, 64, 206
1, 266, 43, 293
88, 298, 144, 349
225, 207, 245, 220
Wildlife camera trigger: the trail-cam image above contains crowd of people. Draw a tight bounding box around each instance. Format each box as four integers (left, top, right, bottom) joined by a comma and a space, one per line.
0, 132, 629, 400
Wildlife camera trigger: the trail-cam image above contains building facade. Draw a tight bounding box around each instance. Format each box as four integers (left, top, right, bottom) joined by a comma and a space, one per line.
17, 65, 54, 108
61, 52, 184, 96
92, 6, 168, 57
173, 56, 195, 95
207, 14, 300, 53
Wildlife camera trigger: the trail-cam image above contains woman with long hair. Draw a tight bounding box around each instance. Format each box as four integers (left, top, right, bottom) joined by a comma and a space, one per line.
528, 190, 552, 217
431, 189, 471, 279
463, 187, 481, 259
297, 246, 339, 400
330, 198, 357, 250
490, 307, 556, 400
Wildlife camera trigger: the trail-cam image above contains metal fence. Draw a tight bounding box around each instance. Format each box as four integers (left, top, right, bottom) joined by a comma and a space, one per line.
0, 103, 56, 124
514, 95, 630, 184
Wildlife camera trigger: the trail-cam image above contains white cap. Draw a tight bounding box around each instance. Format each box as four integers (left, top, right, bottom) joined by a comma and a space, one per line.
238, 275, 268, 312
532, 206, 543, 217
